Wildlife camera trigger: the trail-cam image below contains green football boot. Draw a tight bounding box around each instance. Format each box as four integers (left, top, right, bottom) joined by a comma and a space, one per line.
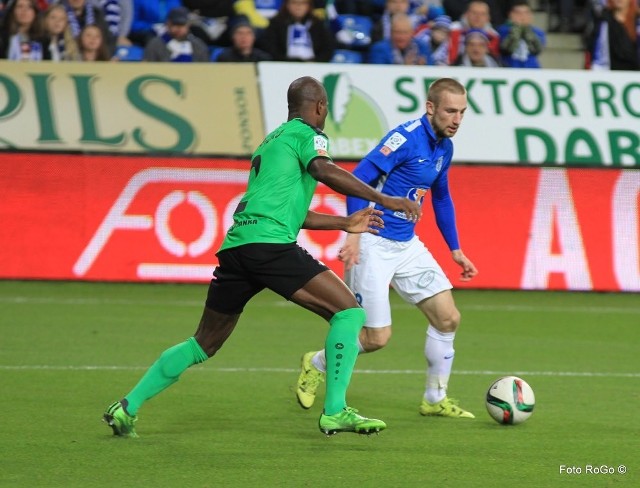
419, 397, 475, 418
296, 351, 325, 409
103, 401, 139, 437
319, 407, 387, 436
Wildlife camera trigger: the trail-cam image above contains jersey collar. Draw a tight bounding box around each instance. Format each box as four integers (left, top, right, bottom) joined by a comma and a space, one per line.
421, 114, 438, 144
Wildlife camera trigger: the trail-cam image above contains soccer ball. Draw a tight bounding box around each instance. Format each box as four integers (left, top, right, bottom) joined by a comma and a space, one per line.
485, 376, 535, 425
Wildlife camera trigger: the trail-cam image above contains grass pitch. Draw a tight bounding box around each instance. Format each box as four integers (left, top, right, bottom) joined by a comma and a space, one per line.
1, 281, 638, 487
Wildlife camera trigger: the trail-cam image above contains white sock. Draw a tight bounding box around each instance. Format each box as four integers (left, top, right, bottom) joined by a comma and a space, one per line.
424, 325, 455, 404
313, 339, 365, 373
311, 350, 326, 373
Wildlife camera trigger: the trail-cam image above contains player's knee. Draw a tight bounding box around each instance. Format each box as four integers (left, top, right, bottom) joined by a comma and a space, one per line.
361, 327, 391, 352
435, 309, 461, 333
363, 335, 389, 351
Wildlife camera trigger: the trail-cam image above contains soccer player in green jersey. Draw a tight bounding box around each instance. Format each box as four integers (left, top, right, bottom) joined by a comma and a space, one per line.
103, 76, 421, 437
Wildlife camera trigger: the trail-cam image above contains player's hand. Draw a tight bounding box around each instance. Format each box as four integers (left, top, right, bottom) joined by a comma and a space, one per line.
338, 233, 361, 271
452, 250, 478, 281
382, 196, 421, 222
344, 207, 384, 234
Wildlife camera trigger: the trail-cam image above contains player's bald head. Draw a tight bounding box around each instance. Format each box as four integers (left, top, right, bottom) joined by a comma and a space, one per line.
286, 76, 329, 130
287, 77, 327, 113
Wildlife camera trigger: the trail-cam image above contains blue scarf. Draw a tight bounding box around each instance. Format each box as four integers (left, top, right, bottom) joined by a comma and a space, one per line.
65, 1, 96, 38
161, 32, 194, 62
98, 0, 121, 36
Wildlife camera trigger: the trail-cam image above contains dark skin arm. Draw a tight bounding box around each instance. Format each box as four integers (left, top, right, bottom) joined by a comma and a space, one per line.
308, 158, 422, 221
302, 208, 384, 233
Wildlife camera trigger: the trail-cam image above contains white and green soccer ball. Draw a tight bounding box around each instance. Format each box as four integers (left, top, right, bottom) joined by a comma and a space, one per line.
485, 376, 535, 425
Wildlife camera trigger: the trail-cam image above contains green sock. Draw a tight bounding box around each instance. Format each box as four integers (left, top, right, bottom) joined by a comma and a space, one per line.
323, 307, 365, 416
124, 337, 208, 416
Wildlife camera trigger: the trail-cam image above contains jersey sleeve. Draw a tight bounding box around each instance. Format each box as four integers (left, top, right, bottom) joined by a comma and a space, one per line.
346, 159, 385, 214
362, 129, 412, 174
431, 155, 460, 251
299, 129, 332, 169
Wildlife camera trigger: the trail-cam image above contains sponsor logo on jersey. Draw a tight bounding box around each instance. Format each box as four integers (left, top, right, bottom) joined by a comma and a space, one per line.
408, 187, 429, 205
392, 187, 427, 220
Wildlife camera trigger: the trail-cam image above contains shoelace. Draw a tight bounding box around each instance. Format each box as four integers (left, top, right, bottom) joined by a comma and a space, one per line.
342, 407, 363, 419
303, 368, 324, 390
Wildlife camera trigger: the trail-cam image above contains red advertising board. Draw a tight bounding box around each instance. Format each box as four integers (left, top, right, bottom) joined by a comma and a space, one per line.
1, 153, 638, 291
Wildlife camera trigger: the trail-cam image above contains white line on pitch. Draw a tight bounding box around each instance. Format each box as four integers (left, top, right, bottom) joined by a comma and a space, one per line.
1, 295, 639, 315
0, 364, 638, 378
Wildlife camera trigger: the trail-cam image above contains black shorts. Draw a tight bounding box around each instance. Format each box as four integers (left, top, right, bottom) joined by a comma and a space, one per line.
205, 243, 329, 314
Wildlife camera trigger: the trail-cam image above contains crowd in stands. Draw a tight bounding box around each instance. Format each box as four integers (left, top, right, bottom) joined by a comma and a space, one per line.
0, 0, 637, 70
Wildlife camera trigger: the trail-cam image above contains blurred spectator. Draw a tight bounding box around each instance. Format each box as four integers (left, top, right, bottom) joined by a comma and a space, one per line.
453, 27, 502, 65
143, 6, 209, 61
78, 23, 111, 59
183, 0, 235, 46
216, 16, 272, 61
587, 0, 639, 69
234, 0, 327, 30
42, 2, 80, 60
498, 0, 545, 67
61, 0, 113, 52
257, 0, 335, 62
448, 0, 500, 64
0, 0, 48, 16
0, 0, 44, 60
414, 14, 452, 65
444, 0, 509, 25
411, 0, 446, 22
129, 0, 182, 46
369, 12, 433, 63
371, 0, 419, 43
94, 0, 133, 46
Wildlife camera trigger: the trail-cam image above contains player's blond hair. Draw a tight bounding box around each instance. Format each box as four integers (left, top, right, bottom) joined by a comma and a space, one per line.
427, 78, 466, 106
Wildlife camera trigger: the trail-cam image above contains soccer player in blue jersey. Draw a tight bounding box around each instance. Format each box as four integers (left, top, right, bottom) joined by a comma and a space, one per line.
296, 77, 479, 418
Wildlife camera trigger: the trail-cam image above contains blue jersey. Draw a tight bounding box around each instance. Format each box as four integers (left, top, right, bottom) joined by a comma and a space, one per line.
347, 115, 459, 247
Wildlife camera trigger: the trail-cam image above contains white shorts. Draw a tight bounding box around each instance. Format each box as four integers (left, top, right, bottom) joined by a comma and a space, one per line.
344, 233, 453, 328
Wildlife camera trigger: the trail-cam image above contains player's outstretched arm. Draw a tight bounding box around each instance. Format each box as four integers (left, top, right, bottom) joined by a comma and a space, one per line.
308, 158, 422, 222
451, 249, 478, 281
302, 208, 383, 234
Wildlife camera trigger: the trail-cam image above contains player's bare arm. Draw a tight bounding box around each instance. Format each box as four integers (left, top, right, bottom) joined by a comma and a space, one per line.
302, 208, 384, 234
451, 249, 478, 281
308, 158, 422, 222
338, 233, 361, 271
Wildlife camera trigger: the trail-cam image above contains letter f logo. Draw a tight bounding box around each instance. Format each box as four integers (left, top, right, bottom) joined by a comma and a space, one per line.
412, 188, 428, 205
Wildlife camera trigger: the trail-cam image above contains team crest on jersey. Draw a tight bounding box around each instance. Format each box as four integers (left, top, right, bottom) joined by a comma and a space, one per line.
314, 135, 328, 156
436, 156, 444, 172
379, 132, 407, 156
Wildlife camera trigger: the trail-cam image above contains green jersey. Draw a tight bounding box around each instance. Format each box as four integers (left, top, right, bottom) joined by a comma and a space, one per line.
219, 118, 332, 251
